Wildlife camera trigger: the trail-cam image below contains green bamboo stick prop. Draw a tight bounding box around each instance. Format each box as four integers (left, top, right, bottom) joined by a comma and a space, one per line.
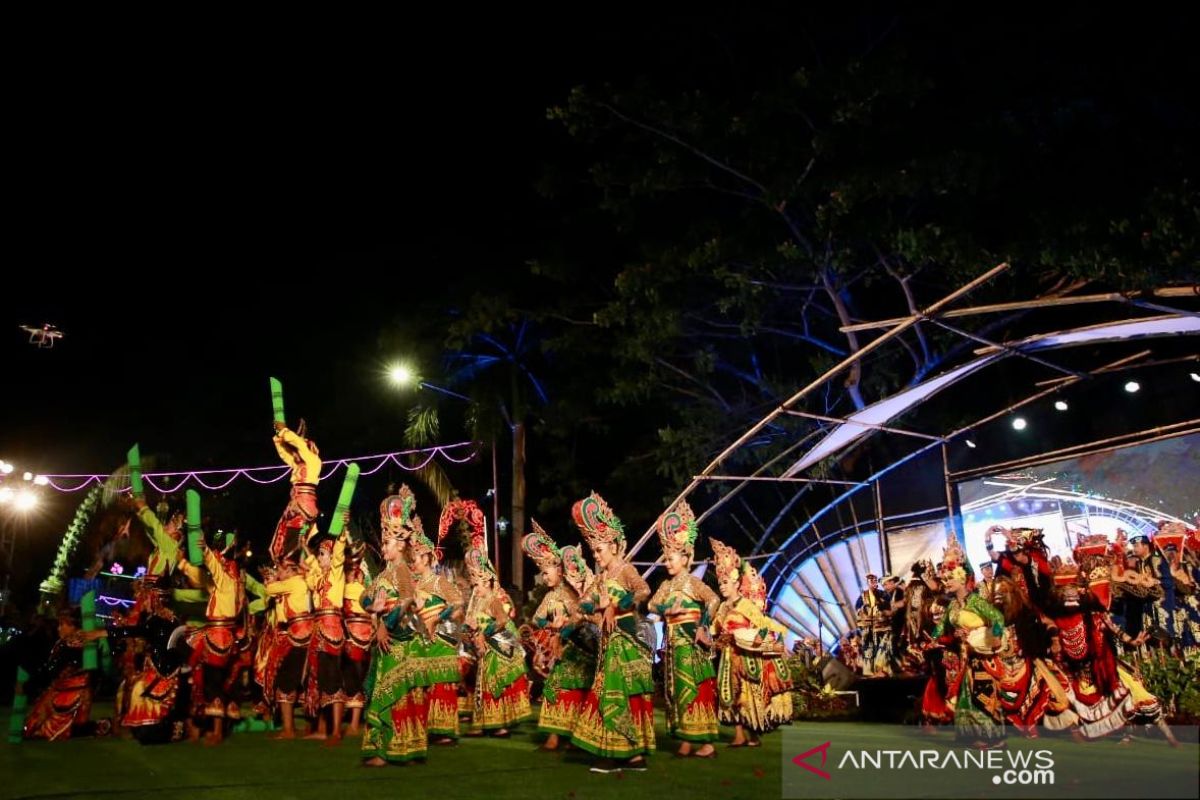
186, 490, 203, 565
127, 443, 144, 499
80, 591, 99, 671
270, 377, 286, 424
8, 667, 28, 743
327, 463, 360, 537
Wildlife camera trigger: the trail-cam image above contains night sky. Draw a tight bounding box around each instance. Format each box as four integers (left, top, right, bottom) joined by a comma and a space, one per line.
1, 8, 1195, 606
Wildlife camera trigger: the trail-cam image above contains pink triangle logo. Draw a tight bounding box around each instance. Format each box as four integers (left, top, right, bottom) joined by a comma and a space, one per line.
791, 741, 832, 780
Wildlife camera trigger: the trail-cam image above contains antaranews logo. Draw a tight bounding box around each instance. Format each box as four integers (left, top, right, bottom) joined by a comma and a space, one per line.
786, 741, 1055, 796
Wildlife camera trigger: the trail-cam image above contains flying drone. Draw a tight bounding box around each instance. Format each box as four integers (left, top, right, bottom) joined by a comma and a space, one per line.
19, 323, 64, 348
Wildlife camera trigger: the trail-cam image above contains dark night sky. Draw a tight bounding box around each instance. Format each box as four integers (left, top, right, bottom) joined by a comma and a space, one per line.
1, 8, 1195, 604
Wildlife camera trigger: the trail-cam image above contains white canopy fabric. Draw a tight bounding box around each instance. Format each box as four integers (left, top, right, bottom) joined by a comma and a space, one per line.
782, 315, 1200, 477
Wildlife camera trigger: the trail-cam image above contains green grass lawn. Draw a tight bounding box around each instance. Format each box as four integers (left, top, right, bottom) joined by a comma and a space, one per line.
1, 705, 1196, 800
2, 704, 781, 800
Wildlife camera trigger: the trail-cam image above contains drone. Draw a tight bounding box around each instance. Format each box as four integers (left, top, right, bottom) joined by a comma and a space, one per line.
19, 323, 64, 349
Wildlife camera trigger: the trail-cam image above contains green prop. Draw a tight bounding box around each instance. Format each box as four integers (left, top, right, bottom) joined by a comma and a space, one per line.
8, 667, 29, 743
327, 463, 360, 537
186, 490, 203, 564
80, 591, 99, 671
270, 377, 286, 424
127, 444, 144, 499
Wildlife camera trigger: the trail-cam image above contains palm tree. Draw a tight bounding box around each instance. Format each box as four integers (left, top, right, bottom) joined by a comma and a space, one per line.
404, 319, 548, 589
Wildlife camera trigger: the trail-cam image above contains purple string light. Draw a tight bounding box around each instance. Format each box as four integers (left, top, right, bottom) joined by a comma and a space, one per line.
42, 442, 477, 494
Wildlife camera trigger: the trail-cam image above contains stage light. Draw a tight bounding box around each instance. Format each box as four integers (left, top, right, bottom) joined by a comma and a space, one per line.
0, 461, 11, 474
965, 439, 977, 449
22, 472, 32, 481
1190, 372, 1200, 383
0, 487, 12, 504
33, 475, 49, 486
15, 490, 37, 511
1124, 381, 1140, 393
1012, 417, 1028, 431
1054, 400, 1069, 411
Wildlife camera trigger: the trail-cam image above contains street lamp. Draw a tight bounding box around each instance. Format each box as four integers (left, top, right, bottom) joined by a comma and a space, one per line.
387, 363, 471, 402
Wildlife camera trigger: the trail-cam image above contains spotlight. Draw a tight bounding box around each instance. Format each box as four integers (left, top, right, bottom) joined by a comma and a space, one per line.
0, 461, 11, 474
0, 487, 12, 504
1190, 372, 1199, 383
1054, 400, 1069, 411
965, 439, 977, 449
1012, 417, 1028, 431
15, 490, 38, 511
1124, 381, 1140, 393
22, 472, 33, 481
33, 475, 49, 486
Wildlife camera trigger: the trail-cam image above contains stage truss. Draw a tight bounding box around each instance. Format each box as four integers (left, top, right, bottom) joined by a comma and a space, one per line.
625, 265, 1199, 648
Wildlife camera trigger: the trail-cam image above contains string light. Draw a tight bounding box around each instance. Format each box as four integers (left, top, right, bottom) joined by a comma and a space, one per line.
41, 442, 477, 493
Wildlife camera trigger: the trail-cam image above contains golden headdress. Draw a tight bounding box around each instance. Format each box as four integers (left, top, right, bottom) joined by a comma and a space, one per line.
521, 519, 562, 572
561, 545, 594, 596
740, 562, 768, 610
571, 492, 625, 554
710, 538, 742, 585
655, 499, 699, 560
380, 485, 418, 543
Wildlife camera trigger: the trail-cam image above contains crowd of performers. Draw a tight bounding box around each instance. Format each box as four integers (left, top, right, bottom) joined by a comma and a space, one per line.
20, 424, 794, 773
836, 522, 1200, 748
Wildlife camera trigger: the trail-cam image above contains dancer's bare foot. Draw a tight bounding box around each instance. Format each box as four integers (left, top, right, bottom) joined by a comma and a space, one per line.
304, 731, 328, 740
675, 742, 692, 758
271, 730, 297, 741
203, 732, 222, 747
694, 744, 716, 758
363, 757, 387, 768
346, 726, 362, 737
540, 733, 560, 751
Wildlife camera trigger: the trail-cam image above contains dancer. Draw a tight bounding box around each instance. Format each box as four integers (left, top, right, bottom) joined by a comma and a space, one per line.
361, 500, 425, 766
523, 521, 593, 751
269, 420, 322, 562
568, 492, 655, 773
648, 500, 719, 758
408, 524, 465, 745
709, 539, 792, 747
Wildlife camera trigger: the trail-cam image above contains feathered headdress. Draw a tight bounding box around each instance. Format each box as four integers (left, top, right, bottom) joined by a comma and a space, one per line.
571, 492, 625, 554
655, 499, 699, 560
521, 520, 562, 572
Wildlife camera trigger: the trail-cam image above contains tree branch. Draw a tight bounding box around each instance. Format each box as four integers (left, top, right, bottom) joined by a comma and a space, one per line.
821, 267, 866, 410
599, 102, 769, 196
654, 357, 732, 411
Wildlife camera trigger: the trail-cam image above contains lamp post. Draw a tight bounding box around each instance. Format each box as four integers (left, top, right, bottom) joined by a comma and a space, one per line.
388, 364, 503, 580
